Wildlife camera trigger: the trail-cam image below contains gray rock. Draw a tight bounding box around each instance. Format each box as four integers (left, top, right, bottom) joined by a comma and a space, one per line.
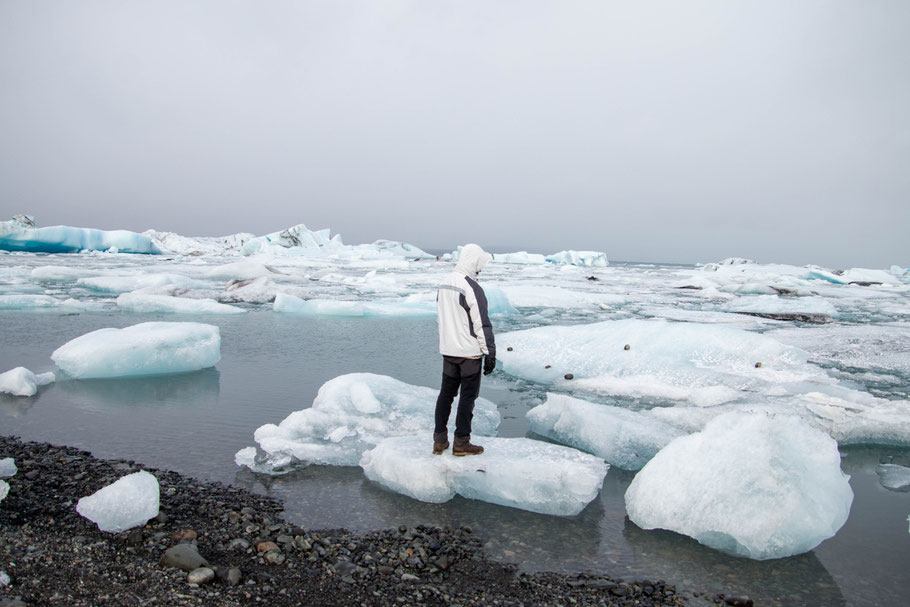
402, 573, 420, 582
187, 566, 215, 585
0, 599, 27, 607
160, 543, 208, 572
228, 538, 250, 551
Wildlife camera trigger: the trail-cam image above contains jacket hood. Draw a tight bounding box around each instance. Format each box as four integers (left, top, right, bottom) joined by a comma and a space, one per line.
455, 244, 492, 279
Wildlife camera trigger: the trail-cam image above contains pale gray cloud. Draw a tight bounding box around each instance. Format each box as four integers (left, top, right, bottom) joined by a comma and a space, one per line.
1, 1, 908, 268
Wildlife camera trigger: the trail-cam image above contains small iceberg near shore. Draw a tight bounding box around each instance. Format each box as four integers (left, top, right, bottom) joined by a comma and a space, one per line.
0, 367, 55, 397
51, 322, 221, 379
360, 435, 608, 516
625, 412, 853, 560
237, 373, 500, 473
76, 470, 160, 532
526, 393, 686, 470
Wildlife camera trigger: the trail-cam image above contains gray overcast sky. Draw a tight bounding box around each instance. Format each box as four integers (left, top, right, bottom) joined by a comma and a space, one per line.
1, 1, 908, 268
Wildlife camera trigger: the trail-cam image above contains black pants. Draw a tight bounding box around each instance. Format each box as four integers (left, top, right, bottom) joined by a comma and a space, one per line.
434, 356, 482, 439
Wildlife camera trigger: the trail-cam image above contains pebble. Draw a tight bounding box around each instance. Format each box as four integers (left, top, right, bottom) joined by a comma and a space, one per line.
160, 543, 208, 572
624, 344, 631, 350
229, 538, 251, 551
186, 566, 215, 585
216, 566, 243, 586
256, 541, 280, 553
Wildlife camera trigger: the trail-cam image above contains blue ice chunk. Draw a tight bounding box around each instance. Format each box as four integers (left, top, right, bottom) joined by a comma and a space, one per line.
0, 219, 161, 254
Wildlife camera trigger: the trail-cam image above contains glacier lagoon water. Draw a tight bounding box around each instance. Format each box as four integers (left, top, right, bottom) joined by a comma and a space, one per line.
1, 250, 909, 606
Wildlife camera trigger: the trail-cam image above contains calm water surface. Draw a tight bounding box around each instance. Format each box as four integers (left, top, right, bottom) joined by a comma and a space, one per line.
2, 310, 909, 606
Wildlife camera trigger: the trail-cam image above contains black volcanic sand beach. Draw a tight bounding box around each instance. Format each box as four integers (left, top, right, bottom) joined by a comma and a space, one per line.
0, 436, 742, 607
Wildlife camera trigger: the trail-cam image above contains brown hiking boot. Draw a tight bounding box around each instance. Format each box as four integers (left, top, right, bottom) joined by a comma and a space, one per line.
453, 435, 483, 456
433, 432, 449, 455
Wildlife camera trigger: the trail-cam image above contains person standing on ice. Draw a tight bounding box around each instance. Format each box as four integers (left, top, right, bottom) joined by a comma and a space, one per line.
434, 243, 496, 456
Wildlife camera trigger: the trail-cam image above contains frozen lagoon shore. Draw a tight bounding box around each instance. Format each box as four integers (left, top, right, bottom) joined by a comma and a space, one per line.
0, 436, 707, 607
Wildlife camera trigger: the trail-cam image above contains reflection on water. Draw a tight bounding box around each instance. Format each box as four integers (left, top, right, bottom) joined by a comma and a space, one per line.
55, 368, 220, 411
2, 310, 909, 606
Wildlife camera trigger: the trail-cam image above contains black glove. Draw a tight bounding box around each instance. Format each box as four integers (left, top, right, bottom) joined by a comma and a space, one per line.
483, 356, 496, 375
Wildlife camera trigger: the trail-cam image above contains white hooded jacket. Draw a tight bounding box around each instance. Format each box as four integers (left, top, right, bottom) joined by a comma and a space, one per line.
437, 244, 496, 359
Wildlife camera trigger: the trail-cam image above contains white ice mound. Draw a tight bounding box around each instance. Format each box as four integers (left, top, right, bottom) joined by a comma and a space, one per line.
52, 322, 221, 378
527, 394, 686, 470
241, 223, 342, 256
876, 464, 910, 492
0, 218, 161, 254
237, 373, 500, 472
0, 458, 16, 478
360, 435, 608, 516
498, 319, 814, 407
0, 480, 8, 504
546, 250, 609, 267
0, 367, 55, 397
76, 273, 208, 294
76, 470, 160, 532
625, 412, 853, 560
117, 293, 246, 315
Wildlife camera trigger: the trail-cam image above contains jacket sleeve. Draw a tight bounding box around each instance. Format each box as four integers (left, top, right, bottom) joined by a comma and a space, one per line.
464, 277, 495, 358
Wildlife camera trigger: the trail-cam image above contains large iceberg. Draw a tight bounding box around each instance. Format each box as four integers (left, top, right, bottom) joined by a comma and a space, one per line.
76, 470, 160, 532
236, 373, 500, 472
0, 216, 161, 254
0, 367, 55, 397
625, 412, 853, 560
117, 293, 246, 315
360, 435, 608, 516
52, 322, 221, 378
545, 250, 609, 267
498, 319, 815, 407
527, 393, 686, 470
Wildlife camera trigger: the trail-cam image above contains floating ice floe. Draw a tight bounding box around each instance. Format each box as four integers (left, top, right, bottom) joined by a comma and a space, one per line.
492, 251, 547, 265
526, 393, 686, 470
0, 294, 102, 312
272, 293, 436, 317
499, 285, 624, 310
720, 295, 837, 323
808, 267, 902, 286
236, 373, 500, 472
360, 435, 608, 516
76, 273, 209, 294
625, 412, 853, 560
52, 322, 221, 379
0, 367, 55, 397
204, 261, 287, 281
875, 464, 910, 492
0, 458, 16, 478
0, 216, 161, 254
498, 319, 814, 407
76, 470, 160, 532
117, 293, 246, 315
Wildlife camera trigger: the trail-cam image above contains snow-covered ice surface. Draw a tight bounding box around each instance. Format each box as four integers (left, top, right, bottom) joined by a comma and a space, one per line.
0, 367, 55, 396
237, 373, 501, 473
76, 470, 160, 532
625, 412, 854, 560
360, 435, 608, 516
52, 322, 221, 378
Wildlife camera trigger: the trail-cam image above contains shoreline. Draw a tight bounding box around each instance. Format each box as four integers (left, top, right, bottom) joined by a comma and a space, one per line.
0, 435, 735, 607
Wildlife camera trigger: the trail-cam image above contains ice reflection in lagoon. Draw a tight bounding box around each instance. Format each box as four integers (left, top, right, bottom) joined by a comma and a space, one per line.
1, 255, 909, 606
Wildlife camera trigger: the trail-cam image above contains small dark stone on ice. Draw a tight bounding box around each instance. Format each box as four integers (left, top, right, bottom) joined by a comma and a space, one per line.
545, 365, 551, 369
507, 346, 513, 351
624, 344, 631, 351
755, 362, 763, 368
564, 373, 574, 380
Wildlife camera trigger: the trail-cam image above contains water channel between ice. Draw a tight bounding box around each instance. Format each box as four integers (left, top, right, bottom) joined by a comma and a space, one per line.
2, 309, 908, 607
